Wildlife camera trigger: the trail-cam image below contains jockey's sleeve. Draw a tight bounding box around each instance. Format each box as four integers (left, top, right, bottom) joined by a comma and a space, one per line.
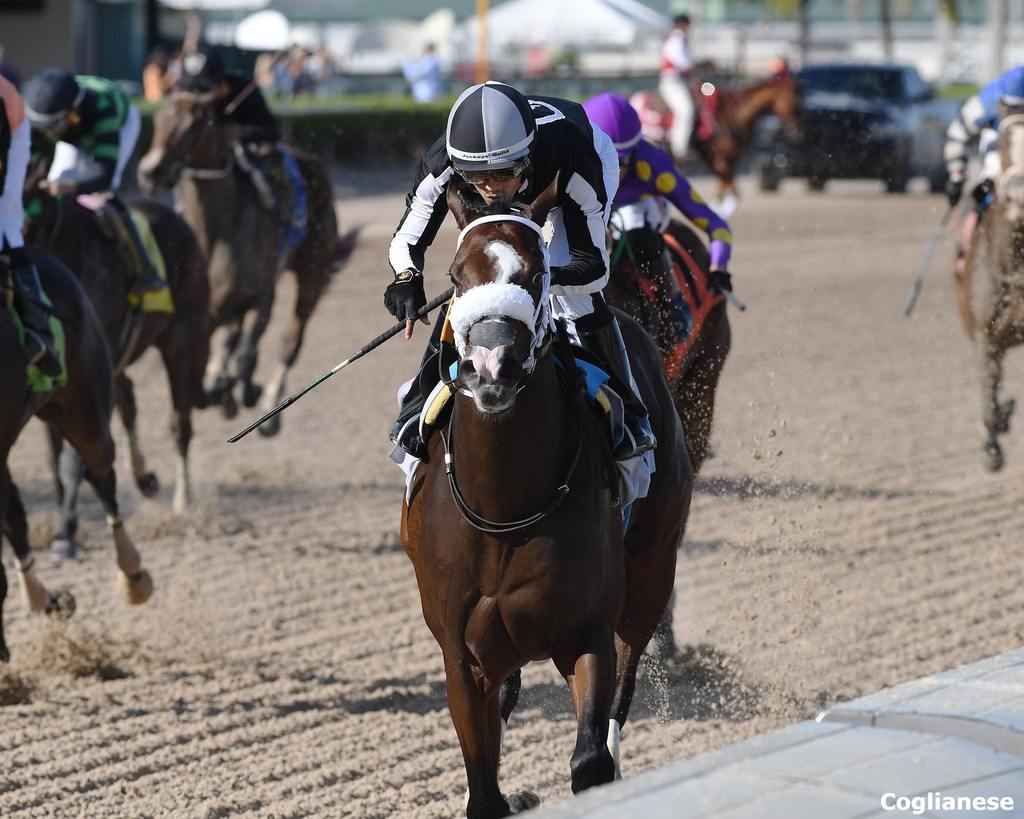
389, 134, 453, 275
944, 93, 992, 182
550, 139, 611, 294
75, 128, 119, 195
662, 33, 694, 74
0, 99, 9, 196
643, 146, 732, 269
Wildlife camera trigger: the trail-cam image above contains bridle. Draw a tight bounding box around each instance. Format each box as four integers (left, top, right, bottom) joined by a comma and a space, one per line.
440, 212, 583, 535
158, 94, 234, 183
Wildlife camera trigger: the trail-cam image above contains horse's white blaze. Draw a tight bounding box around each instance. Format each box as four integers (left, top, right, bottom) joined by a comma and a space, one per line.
485, 241, 524, 283
607, 718, 622, 780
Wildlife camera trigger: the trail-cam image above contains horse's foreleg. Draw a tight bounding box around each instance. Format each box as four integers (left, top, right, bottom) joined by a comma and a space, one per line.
50, 443, 85, 563
206, 322, 242, 418
559, 624, 617, 794
234, 297, 274, 410
980, 332, 1013, 472
443, 653, 510, 819
160, 337, 201, 514
3, 467, 74, 621
80, 464, 153, 606
117, 374, 159, 499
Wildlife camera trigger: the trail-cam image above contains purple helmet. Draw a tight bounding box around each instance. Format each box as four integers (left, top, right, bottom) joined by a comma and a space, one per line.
584, 92, 642, 157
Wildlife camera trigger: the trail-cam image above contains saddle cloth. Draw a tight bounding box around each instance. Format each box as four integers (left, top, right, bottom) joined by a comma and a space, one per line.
390, 354, 655, 520
277, 150, 308, 257
4, 271, 67, 392
78, 195, 174, 314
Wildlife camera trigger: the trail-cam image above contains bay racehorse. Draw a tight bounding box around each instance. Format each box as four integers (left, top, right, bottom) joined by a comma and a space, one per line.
401, 180, 692, 817
605, 219, 730, 477
955, 112, 1024, 471
1, 247, 153, 662
23, 183, 210, 556
632, 71, 801, 209
138, 92, 355, 436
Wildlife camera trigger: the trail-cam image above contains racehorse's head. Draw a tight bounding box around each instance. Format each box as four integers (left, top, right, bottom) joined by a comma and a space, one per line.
998, 113, 1024, 226
445, 176, 559, 414
771, 71, 802, 140
137, 92, 221, 194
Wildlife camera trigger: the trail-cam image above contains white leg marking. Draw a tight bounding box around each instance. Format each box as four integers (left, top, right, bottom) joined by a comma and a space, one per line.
173, 453, 191, 514
607, 718, 621, 780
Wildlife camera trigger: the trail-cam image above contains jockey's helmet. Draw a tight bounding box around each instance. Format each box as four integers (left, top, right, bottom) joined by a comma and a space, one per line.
180, 50, 226, 93
583, 93, 642, 158
23, 69, 83, 128
1000, 67, 1024, 108
446, 82, 535, 176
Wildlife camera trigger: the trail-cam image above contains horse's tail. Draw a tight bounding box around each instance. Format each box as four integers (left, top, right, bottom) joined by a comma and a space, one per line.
334, 226, 361, 271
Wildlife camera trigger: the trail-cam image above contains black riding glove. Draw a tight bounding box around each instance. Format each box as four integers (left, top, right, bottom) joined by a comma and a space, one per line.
946, 177, 964, 208
384, 269, 426, 321
709, 269, 732, 294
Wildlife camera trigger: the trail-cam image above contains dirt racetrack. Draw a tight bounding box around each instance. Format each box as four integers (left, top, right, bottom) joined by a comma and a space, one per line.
3, 176, 1024, 818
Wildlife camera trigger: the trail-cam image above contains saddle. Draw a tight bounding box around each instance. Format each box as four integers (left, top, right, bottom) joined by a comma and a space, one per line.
85, 199, 173, 314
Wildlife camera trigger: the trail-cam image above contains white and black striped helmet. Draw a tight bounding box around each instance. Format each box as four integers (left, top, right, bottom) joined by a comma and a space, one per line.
446, 82, 536, 173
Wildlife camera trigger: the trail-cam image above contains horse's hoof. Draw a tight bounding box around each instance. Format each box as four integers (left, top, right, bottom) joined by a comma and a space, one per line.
50, 538, 77, 563
221, 393, 239, 420
257, 414, 281, 438
242, 382, 263, 408
997, 399, 1016, 434
508, 790, 541, 813
117, 569, 154, 605
46, 590, 76, 620
136, 471, 160, 499
984, 442, 1005, 472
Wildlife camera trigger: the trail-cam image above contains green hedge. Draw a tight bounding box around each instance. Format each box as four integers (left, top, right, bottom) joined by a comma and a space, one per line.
137, 101, 451, 166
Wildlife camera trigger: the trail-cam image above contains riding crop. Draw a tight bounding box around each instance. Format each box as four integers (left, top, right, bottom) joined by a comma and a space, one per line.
903, 203, 956, 317
228, 287, 454, 442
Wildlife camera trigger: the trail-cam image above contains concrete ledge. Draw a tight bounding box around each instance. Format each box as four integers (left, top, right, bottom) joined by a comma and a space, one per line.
535, 648, 1024, 818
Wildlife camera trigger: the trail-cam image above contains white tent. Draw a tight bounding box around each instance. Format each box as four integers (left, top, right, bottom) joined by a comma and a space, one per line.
461, 0, 669, 50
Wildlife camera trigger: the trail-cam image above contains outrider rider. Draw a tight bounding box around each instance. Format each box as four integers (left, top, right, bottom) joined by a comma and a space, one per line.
22, 68, 164, 294
178, 49, 299, 230
0, 72, 61, 376
583, 91, 733, 339
386, 80, 656, 461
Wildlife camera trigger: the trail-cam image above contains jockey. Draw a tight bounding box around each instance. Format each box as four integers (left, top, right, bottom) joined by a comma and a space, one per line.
659, 14, 698, 158
583, 92, 733, 309
0, 73, 61, 376
944, 66, 1024, 271
386, 80, 656, 461
22, 68, 163, 294
178, 49, 299, 230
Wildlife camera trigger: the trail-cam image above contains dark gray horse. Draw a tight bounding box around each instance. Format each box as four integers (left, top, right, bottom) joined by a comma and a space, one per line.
138, 92, 356, 436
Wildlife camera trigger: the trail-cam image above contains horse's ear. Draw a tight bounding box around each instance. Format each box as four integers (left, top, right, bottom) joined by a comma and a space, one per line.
524, 172, 559, 226
446, 179, 476, 229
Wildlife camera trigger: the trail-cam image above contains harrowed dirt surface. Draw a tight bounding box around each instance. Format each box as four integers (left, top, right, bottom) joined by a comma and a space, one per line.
3, 177, 1023, 818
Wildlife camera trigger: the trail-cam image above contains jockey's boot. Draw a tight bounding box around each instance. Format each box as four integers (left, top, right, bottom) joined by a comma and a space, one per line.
111, 197, 163, 295
389, 308, 449, 461
9, 252, 62, 378
259, 147, 300, 230
577, 310, 657, 460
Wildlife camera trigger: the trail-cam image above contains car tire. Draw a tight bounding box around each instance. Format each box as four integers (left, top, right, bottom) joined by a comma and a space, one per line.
759, 163, 781, 192
886, 150, 911, 194
929, 171, 948, 195
808, 176, 827, 192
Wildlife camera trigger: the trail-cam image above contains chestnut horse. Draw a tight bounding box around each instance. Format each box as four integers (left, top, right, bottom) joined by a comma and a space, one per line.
138, 92, 354, 437
955, 113, 1024, 471
401, 181, 692, 817
633, 72, 801, 209
604, 219, 730, 477
1, 248, 153, 662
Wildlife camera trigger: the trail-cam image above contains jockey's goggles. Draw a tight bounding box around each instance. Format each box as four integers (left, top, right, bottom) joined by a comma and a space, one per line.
617, 151, 634, 169
457, 157, 531, 185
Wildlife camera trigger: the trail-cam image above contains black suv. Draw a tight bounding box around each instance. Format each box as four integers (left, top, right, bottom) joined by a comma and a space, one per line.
755, 62, 960, 194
